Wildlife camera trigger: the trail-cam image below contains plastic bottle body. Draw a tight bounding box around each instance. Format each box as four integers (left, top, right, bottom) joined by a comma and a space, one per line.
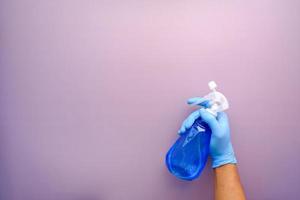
165, 118, 211, 181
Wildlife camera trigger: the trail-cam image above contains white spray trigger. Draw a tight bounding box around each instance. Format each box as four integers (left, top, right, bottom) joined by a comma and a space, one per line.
191, 81, 229, 116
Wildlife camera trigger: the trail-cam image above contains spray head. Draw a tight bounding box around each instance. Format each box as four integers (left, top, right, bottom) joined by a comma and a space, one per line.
191, 81, 229, 116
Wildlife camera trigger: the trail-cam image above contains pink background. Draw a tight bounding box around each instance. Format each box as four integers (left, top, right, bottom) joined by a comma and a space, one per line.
1, 0, 300, 199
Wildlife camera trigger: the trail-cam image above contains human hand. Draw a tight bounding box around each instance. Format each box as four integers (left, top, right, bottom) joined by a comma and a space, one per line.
178, 97, 237, 168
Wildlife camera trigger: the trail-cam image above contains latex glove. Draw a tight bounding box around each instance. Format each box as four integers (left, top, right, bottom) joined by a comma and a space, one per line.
178, 97, 237, 168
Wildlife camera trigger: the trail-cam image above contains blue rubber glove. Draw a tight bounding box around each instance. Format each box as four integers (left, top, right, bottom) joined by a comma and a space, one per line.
178, 97, 237, 168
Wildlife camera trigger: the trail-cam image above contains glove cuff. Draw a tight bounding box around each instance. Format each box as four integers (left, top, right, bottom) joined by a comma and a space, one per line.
211, 152, 237, 168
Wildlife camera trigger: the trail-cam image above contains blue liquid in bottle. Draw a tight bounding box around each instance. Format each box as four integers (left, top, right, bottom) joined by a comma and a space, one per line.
165, 118, 211, 181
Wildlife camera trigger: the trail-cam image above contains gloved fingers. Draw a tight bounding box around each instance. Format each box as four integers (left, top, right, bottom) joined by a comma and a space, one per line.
178, 109, 201, 135
178, 118, 188, 134
184, 110, 201, 129
199, 109, 220, 133
217, 112, 230, 130
187, 97, 211, 108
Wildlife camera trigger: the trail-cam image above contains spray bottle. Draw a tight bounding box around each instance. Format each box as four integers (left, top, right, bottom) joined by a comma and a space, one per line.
165, 81, 229, 181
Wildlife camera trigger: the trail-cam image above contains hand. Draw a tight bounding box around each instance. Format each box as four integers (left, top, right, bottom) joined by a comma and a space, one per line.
178, 97, 237, 168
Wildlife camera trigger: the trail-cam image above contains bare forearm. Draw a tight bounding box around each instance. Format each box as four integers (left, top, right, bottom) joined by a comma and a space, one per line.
214, 164, 246, 200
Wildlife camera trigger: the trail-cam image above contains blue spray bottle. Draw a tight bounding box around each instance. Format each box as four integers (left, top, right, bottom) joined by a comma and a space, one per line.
165, 81, 229, 181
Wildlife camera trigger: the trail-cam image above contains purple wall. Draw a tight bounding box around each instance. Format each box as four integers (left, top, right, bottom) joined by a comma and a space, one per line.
1, 0, 300, 199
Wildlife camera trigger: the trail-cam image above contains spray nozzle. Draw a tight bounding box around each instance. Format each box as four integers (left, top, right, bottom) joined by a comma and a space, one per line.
208, 81, 217, 91
191, 81, 229, 116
